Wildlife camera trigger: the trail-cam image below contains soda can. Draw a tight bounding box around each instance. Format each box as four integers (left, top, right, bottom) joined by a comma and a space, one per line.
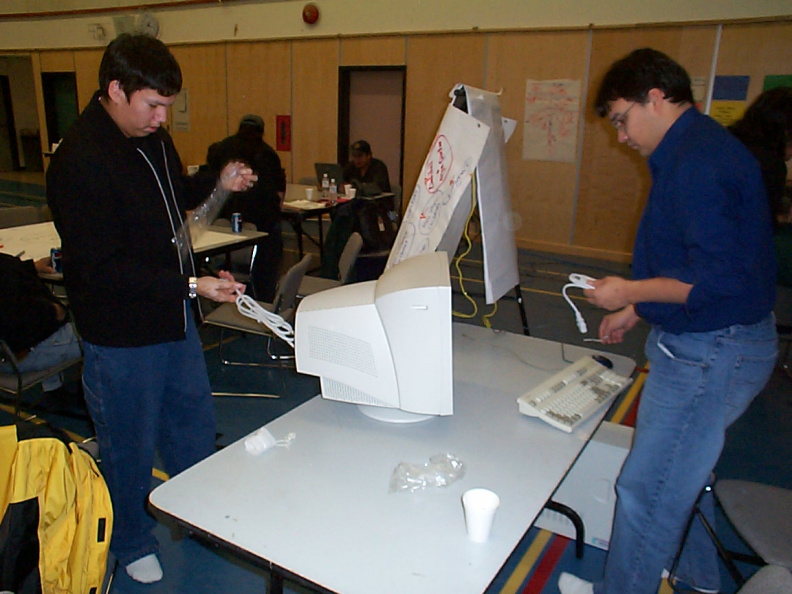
51, 247, 62, 273
231, 212, 243, 233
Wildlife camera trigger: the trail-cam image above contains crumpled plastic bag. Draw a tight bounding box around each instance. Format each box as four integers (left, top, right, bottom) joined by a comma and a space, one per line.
389, 453, 466, 493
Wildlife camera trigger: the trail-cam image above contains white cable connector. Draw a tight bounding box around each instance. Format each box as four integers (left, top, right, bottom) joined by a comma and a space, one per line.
563, 273, 596, 334
235, 292, 295, 348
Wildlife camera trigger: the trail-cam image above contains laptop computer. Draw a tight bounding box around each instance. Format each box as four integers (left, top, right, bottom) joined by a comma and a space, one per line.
314, 163, 345, 188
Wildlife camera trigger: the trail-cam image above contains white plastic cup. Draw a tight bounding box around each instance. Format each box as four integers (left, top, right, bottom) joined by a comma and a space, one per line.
346, 187, 357, 199
462, 488, 500, 542
305, 187, 315, 201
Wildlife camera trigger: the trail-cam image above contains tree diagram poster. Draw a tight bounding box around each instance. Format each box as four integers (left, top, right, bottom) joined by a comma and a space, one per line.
387, 104, 489, 269
522, 79, 581, 163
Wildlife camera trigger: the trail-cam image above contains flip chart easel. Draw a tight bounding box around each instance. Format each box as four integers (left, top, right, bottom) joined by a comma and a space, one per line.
387, 84, 527, 334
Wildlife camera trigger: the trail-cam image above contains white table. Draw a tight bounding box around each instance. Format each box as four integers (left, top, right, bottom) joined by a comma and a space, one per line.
149, 323, 635, 594
0, 221, 265, 263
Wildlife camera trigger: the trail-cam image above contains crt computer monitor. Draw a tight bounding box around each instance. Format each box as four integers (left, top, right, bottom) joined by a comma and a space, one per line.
294, 251, 453, 423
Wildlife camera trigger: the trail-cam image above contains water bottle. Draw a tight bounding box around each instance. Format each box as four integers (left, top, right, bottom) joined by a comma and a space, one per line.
329, 178, 337, 204
321, 173, 329, 199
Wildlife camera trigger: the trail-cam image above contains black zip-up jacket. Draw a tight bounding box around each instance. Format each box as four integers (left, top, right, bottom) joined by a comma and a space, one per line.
46, 92, 207, 347
0, 254, 65, 353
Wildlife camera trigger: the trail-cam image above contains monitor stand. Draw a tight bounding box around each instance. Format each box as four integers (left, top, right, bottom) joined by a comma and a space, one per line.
357, 404, 435, 424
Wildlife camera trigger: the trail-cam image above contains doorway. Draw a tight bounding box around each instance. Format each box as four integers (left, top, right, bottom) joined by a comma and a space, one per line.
338, 67, 405, 190
41, 72, 78, 147
0, 76, 19, 171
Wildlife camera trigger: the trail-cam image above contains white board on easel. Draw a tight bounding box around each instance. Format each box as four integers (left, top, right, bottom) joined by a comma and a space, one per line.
387, 84, 520, 305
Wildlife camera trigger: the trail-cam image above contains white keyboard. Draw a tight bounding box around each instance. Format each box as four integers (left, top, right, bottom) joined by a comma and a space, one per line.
517, 356, 632, 433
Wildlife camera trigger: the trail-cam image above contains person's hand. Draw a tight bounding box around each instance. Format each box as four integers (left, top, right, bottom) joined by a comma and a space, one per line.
584, 276, 633, 311
53, 302, 67, 322
34, 257, 56, 274
196, 270, 246, 303
220, 161, 258, 193
599, 305, 640, 344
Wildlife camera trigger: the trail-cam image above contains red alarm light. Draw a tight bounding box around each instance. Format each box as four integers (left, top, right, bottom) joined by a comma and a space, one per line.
302, 3, 319, 25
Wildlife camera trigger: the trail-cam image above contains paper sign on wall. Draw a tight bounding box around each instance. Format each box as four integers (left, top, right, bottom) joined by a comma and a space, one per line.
522, 79, 580, 163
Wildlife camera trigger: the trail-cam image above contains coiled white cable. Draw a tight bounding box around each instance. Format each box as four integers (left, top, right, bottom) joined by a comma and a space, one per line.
562, 283, 588, 333
235, 292, 295, 348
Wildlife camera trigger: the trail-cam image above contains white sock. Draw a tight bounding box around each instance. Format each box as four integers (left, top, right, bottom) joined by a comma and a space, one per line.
558, 572, 594, 594
125, 553, 163, 583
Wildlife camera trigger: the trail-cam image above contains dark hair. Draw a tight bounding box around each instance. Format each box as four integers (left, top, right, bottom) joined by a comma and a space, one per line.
98, 34, 182, 100
594, 48, 694, 117
730, 87, 792, 160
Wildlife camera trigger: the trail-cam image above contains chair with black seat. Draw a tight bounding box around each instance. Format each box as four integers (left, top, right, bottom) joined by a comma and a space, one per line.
0, 338, 84, 419
298, 232, 363, 297
202, 254, 312, 397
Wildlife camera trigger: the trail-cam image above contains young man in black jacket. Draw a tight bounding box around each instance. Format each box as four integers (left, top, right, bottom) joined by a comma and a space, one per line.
46, 34, 255, 584
0, 253, 81, 398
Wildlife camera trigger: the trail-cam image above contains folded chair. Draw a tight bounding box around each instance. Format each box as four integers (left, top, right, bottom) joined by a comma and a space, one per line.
298, 232, 363, 297
0, 338, 84, 420
202, 254, 312, 397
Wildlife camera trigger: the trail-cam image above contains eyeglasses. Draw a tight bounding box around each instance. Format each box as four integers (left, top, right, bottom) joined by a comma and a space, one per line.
610, 102, 637, 130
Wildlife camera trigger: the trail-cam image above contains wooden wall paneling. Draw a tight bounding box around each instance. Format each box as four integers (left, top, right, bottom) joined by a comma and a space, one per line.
340, 36, 407, 67
717, 20, 792, 103
225, 40, 292, 180
38, 50, 74, 72
291, 38, 340, 184
576, 25, 718, 259
168, 44, 228, 170
73, 49, 103, 111
403, 33, 486, 206
486, 30, 591, 255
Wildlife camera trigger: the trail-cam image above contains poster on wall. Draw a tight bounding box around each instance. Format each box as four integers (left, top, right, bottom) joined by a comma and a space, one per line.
522, 79, 581, 163
709, 75, 749, 127
763, 74, 792, 91
172, 89, 190, 132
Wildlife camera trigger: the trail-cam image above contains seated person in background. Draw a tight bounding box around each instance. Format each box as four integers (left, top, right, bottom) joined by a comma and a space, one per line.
729, 87, 792, 287
343, 140, 391, 194
0, 253, 82, 401
207, 114, 286, 302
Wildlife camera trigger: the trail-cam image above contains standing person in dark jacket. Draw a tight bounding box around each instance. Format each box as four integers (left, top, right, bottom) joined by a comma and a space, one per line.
0, 253, 81, 398
729, 86, 792, 231
46, 34, 255, 584
207, 114, 286, 301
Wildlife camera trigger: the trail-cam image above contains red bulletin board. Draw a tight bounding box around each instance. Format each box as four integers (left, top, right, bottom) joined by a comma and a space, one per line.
276, 115, 291, 151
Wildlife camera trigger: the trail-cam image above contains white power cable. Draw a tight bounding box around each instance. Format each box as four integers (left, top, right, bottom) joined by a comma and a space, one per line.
562, 283, 588, 334
235, 292, 295, 348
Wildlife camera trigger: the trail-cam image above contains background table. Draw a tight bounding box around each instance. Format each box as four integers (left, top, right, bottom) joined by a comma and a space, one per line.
0, 220, 265, 263
150, 323, 635, 594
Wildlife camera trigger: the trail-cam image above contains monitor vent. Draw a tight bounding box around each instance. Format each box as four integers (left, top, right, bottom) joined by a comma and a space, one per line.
323, 378, 390, 407
307, 326, 378, 376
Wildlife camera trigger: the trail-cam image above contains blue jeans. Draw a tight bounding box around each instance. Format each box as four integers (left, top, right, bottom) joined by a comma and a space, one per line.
0, 323, 82, 391
595, 314, 777, 594
82, 314, 216, 567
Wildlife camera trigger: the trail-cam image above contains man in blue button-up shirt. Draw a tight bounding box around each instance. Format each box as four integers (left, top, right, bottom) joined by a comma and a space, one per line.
559, 48, 778, 594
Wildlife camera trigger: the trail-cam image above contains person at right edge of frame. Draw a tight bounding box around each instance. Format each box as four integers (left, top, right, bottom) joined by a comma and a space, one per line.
558, 48, 778, 594
46, 34, 254, 585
